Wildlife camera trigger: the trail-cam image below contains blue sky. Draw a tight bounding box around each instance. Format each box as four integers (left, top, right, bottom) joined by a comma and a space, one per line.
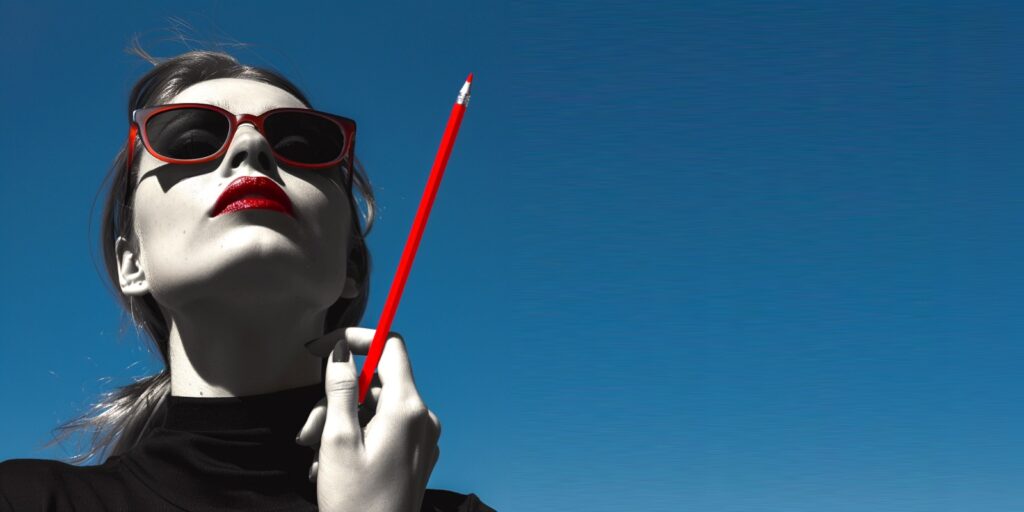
2, 1, 1023, 510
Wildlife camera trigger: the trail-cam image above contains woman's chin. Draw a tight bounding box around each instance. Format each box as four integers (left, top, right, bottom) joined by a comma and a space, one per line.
211, 216, 304, 248
147, 224, 346, 311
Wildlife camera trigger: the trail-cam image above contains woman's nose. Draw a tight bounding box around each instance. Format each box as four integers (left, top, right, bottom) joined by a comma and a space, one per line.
223, 124, 275, 174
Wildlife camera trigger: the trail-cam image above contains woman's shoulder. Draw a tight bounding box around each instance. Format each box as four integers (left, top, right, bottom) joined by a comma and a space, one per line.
0, 457, 84, 489
0, 456, 122, 481
0, 457, 133, 511
422, 488, 497, 512
0, 458, 75, 511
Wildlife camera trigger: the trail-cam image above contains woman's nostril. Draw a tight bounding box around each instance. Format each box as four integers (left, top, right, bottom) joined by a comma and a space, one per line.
231, 151, 247, 168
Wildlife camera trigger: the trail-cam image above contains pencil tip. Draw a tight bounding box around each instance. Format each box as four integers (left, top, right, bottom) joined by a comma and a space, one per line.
458, 73, 473, 105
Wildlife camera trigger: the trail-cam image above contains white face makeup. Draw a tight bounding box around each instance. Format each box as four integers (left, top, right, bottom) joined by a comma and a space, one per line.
116, 78, 358, 318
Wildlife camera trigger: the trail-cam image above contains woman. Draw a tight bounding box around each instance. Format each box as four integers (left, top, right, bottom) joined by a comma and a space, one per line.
0, 46, 494, 512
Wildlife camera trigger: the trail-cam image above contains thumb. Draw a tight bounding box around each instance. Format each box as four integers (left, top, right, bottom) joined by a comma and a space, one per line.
323, 336, 363, 448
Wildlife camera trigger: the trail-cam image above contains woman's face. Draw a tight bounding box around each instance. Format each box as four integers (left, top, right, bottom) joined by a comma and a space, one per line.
118, 78, 355, 317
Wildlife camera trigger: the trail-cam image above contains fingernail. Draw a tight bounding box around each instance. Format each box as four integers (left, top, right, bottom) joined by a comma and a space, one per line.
332, 338, 350, 363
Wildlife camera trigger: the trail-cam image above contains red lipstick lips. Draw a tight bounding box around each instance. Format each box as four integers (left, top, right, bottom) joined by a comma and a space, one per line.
212, 176, 294, 218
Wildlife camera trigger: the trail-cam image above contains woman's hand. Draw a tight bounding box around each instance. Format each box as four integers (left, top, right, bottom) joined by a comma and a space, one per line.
298, 327, 442, 512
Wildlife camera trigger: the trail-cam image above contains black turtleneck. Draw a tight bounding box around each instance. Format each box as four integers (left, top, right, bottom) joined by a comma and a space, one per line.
0, 382, 494, 512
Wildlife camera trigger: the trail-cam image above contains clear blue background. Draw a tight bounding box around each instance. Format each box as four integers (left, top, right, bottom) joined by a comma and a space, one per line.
2, 1, 1023, 510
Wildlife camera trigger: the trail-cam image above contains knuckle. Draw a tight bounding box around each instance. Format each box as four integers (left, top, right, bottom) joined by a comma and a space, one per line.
395, 397, 429, 424
323, 427, 361, 447
408, 397, 429, 417
385, 332, 410, 357
428, 410, 442, 440
325, 378, 358, 396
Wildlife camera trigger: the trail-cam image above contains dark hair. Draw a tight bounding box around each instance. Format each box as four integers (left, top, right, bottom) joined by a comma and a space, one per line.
45, 41, 376, 464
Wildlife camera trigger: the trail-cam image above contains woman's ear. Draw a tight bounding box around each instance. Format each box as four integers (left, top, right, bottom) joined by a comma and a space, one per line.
340, 276, 359, 299
115, 236, 151, 296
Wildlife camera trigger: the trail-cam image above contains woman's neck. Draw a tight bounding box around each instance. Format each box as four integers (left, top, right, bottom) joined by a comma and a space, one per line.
165, 297, 327, 397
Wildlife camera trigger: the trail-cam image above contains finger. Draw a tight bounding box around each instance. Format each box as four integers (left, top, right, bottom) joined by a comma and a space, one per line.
309, 450, 319, 482
372, 332, 422, 412
322, 337, 363, 449
366, 372, 382, 407
304, 326, 396, 359
337, 326, 404, 358
304, 326, 366, 359
295, 397, 327, 447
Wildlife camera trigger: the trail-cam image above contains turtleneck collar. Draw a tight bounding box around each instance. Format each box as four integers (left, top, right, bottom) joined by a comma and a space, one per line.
165, 381, 326, 432
119, 380, 327, 512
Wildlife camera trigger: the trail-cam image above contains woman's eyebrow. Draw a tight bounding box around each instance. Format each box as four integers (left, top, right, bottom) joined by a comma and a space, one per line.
257, 103, 283, 114
206, 99, 233, 111
206, 100, 282, 115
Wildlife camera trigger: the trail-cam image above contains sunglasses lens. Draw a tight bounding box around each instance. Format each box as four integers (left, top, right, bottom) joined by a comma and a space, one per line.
146, 108, 230, 160
264, 111, 346, 165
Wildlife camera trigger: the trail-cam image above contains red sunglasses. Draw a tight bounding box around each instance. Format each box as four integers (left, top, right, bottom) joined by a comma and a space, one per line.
126, 102, 357, 187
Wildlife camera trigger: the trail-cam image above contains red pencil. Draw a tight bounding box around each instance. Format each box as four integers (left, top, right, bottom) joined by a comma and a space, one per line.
357, 73, 474, 404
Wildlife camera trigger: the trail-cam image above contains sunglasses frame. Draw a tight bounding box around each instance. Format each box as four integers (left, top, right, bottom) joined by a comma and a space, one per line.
126, 102, 357, 189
